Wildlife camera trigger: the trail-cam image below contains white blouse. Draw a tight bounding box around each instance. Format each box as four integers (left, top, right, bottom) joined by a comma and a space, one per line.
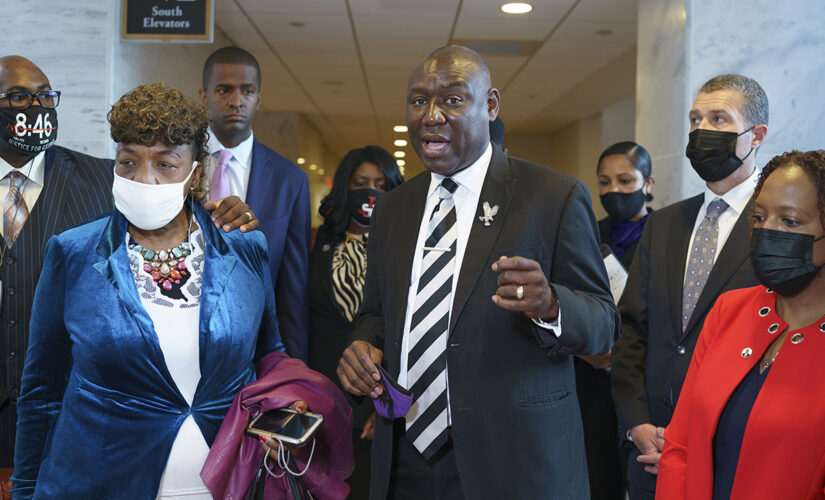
127, 228, 212, 499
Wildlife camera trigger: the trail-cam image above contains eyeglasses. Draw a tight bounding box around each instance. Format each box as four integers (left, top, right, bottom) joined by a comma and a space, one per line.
0, 90, 61, 110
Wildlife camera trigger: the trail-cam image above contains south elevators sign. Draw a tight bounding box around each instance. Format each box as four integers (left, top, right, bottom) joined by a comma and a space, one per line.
122, 0, 214, 42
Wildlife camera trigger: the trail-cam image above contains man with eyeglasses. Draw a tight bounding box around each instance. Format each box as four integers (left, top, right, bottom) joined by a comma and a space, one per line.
0, 55, 261, 472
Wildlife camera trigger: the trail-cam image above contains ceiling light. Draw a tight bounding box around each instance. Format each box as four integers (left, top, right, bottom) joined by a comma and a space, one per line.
400, 166, 406, 175
309, 164, 317, 170
296, 157, 306, 165
394, 139, 408, 147
393, 125, 408, 133
396, 159, 406, 167
318, 168, 325, 175
501, 2, 533, 14
394, 151, 405, 158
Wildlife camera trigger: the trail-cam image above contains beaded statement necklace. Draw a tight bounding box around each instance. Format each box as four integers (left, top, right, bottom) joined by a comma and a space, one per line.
130, 241, 192, 292
128, 215, 194, 299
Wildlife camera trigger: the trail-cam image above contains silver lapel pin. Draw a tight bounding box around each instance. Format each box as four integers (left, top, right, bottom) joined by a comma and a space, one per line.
478, 201, 499, 227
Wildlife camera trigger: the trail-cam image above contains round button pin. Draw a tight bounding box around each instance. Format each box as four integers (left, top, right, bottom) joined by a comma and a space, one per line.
741, 347, 752, 358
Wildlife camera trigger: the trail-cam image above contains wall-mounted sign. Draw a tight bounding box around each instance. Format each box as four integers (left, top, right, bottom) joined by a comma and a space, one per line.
122, 0, 214, 42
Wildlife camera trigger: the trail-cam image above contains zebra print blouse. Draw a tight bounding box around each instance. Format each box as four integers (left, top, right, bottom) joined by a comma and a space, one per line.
331, 233, 368, 322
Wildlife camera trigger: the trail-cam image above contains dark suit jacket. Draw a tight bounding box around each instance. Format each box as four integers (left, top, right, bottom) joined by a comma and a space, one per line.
611, 194, 758, 433
0, 146, 113, 464
246, 139, 310, 361
351, 148, 620, 500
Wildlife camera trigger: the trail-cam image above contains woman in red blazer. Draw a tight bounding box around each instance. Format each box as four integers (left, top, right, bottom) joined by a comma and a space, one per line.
656, 150, 825, 500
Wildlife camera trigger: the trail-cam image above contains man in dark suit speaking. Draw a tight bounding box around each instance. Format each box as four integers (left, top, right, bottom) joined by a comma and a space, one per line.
337, 46, 619, 499
610, 74, 768, 500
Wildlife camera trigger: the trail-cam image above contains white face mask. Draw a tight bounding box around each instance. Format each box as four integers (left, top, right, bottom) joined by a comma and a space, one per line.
111, 162, 197, 230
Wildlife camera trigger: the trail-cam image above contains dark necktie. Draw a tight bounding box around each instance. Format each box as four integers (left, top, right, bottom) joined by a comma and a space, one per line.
405, 177, 459, 459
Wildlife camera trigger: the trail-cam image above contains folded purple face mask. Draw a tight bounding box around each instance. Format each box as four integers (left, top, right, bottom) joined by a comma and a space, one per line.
372, 364, 413, 419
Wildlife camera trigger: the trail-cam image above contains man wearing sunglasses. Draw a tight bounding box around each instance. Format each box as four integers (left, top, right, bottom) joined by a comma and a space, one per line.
0, 55, 261, 471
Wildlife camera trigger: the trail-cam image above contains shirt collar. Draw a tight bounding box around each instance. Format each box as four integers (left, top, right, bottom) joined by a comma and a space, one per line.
427, 142, 493, 199
702, 165, 760, 216
0, 150, 46, 187
206, 127, 255, 169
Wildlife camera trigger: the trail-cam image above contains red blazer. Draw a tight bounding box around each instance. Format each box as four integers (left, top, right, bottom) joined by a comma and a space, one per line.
657, 286, 825, 500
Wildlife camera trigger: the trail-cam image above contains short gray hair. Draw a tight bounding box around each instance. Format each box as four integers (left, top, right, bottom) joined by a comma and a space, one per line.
699, 74, 769, 128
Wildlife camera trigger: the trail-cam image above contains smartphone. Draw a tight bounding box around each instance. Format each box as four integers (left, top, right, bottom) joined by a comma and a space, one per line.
247, 408, 324, 447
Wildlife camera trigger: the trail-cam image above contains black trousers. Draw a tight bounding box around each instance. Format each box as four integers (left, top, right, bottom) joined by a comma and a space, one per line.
626, 448, 657, 500
0, 401, 15, 467
575, 360, 626, 500
388, 423, 465, 500
348, 430, 372, 500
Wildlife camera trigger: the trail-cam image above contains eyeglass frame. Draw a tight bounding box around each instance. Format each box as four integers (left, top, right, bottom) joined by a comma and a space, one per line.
0, 90, 61, 110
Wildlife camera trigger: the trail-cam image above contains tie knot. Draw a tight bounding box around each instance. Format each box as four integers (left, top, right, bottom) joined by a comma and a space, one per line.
218, 149, 233, 165
7, 171, 26, 188
705, 198, 728, 220
438, 178, 458, 199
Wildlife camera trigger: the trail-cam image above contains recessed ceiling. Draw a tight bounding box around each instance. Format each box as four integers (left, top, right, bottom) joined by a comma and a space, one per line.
215, 0, 637, 176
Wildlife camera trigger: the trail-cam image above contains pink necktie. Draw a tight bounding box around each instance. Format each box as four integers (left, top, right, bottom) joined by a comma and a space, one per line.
210, 149, 233, 201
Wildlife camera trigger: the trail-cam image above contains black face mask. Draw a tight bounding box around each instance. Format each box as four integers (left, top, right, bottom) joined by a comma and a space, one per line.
347, 188, 383, 227
750, 227, 824, 296
0, 107, 58, 154
686, 128, 753, 182
600, 189, 647, 221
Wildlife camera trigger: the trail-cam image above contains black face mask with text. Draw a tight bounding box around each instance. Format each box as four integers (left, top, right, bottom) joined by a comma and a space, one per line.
750, 227, 824, 296
685, 128, 752, 182
0, 107, 58, 154
600, 189, 647, 222
347, 188, 383, 228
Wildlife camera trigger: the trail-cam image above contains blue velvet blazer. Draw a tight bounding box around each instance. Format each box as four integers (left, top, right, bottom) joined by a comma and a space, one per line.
12, 203, 284, 499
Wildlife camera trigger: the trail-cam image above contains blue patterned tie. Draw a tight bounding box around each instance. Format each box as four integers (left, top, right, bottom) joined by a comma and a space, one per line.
682, 198, 728, 330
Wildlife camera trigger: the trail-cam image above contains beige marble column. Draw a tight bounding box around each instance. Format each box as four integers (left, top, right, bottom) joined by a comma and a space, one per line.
636, 0, 825, 207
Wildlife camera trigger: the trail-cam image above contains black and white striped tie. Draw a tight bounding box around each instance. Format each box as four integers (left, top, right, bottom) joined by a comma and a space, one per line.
405, 177, 459, 459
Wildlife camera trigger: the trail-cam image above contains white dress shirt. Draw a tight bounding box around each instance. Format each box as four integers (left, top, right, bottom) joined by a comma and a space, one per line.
397, 143, 560, 421
683, 166, 760, 281
205, 128, 254, 202
0, 151, 45, 234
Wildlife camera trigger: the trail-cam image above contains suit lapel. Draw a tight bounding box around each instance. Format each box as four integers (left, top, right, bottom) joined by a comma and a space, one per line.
193, 203, 237, 339
683, 201, 753, 337
385, 174, 429, 371
667, 195, 703, 336
40, 147, 78, 239
245, 140, 274, 212
92, 210, 168, 372
450, 148, 515, 334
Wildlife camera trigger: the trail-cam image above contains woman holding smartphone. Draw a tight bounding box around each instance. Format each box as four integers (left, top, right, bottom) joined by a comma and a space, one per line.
12, 83, 316, 499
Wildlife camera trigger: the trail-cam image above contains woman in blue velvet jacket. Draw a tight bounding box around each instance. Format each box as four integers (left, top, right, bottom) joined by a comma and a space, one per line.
12, 83, 286, 499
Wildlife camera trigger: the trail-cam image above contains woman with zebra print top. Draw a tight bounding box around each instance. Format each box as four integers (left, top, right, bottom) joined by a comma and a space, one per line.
307, 146, 404, 498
